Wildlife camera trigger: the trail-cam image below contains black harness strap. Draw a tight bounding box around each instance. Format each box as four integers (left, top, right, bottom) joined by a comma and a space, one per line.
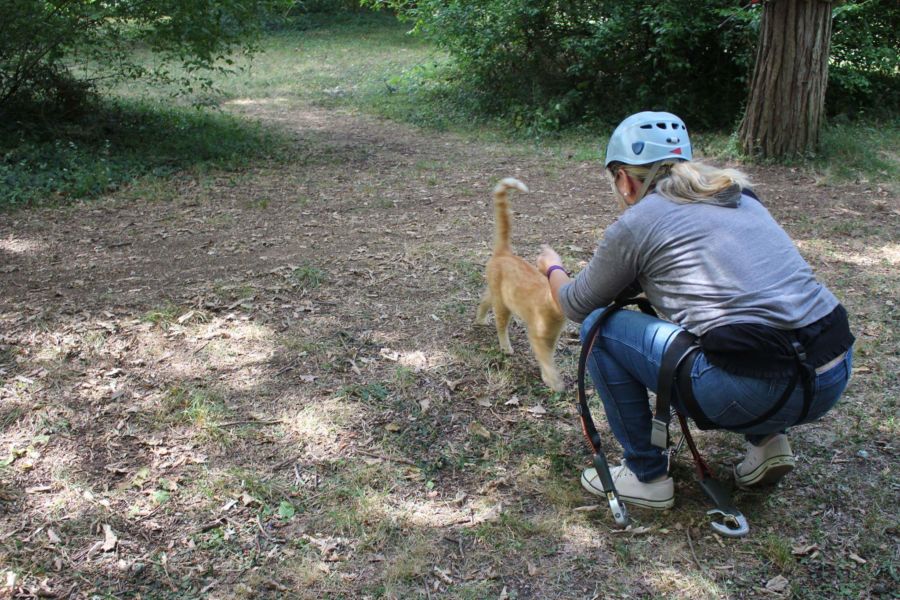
576, 298, 657, 528
678, 339, 815, 431
651, 330, 699, 448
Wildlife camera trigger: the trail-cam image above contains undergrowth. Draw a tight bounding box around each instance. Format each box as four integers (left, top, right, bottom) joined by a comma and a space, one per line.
0, 99, 288, 209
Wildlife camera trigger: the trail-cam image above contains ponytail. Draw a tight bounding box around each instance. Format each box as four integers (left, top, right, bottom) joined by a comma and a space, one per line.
617, 161, 752, 207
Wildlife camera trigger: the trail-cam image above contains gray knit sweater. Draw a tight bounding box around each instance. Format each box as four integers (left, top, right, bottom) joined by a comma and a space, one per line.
558, 190, 839, 335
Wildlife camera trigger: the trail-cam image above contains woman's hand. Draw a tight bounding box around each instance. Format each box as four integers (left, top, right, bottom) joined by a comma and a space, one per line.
536, 244, 563, 276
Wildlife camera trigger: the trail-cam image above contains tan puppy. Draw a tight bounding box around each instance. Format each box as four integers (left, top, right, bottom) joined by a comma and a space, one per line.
476, 178, 566, 391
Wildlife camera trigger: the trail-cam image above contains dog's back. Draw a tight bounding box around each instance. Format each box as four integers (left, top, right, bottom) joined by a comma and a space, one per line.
477, 178, 565, 391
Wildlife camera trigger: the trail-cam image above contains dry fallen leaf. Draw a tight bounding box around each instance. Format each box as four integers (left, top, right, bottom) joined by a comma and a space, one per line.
848, 552, 867, 565
791, 543, 820, 556
765, 574, 789, 593
433, 567, 453, 584
101, 524, 118, 552
385, 422, 402, 433
47, 528, 61, 544
504, 396, 520, 406
527, 405, 547, 416
573, 504, 600, 512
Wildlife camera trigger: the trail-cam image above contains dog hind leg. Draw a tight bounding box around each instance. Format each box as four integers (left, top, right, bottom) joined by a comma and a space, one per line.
493, 302, 514, 354
476, 289, 492, 325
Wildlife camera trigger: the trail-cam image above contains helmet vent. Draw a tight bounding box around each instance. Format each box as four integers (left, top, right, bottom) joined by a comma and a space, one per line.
656, 122, 666, 129
632, 142, 645, 155
640, 124, 652, 129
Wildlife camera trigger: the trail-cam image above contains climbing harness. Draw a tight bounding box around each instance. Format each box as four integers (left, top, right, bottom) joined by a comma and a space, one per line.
576, 297, 752, 537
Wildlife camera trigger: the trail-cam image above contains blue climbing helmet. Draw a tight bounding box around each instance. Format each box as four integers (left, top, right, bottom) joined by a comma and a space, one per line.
604, 111, 692, 168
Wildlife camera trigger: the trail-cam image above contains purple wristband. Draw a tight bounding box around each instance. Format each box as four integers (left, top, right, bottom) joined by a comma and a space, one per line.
546, 265, 569, 279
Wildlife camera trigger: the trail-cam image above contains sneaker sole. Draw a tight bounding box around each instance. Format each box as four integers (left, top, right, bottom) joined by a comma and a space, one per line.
580, 473, 675, 511
735, 456, 795, 488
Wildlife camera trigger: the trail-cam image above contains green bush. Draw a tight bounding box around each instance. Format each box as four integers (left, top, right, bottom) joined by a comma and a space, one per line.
367, 0, 898, 131
829, 1, 900, 119
366, 0, 758, 129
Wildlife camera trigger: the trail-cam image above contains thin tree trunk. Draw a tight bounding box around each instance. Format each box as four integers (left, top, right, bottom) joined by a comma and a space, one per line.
739, 0, 834, 158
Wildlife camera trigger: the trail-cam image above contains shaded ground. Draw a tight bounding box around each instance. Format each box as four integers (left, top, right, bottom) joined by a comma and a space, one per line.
1, 98, 898, 599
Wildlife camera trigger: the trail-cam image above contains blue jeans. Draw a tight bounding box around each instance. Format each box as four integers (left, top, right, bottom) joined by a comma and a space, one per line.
581, 307, 852, 482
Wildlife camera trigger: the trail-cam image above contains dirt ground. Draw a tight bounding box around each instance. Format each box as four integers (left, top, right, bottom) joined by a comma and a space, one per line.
1, 99, 897, 599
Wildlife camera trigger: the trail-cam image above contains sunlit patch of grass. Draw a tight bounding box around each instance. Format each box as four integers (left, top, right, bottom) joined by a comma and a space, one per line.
282, 397, 357, 456
314, 462, 402, 548
760, 533, 795, 573
643, 567, 729, 599
160, 386, 232, 441
469, 509, 551, 555
381, 532, 440, 590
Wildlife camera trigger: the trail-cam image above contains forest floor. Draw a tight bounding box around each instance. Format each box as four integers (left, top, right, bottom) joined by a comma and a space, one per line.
1, 27, 898, 600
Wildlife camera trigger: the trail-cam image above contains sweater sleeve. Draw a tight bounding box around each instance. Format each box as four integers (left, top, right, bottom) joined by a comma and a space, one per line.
558, 220, 641, 323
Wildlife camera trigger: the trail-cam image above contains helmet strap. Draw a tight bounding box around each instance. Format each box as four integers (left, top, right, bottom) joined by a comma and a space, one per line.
605, 170, 630, 210
635, 162, 663, 203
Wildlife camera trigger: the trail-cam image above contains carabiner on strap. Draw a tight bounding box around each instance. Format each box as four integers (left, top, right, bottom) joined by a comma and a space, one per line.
591, 452, 629, 528
697, 475, 750, 538
708, 508, 750, 538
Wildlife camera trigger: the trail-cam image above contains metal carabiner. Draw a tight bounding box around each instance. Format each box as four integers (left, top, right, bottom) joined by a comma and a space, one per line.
607, 492, 629, 528
707, 508, 750, 538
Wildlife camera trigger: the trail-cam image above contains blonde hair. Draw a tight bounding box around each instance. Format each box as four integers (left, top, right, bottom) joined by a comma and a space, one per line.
616, 161, 752, 206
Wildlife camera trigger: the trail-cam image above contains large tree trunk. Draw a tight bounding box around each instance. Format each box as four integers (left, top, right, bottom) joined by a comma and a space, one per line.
738, 0, 834, 158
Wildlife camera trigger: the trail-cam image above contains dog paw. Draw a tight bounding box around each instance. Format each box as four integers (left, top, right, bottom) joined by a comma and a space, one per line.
543, 375, 565, 392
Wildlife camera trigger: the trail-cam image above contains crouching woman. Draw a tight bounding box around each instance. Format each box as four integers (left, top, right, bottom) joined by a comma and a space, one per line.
538, 112, 854, 509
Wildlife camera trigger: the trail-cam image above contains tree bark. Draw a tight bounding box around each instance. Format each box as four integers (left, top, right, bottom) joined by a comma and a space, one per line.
738, 0, 834, 158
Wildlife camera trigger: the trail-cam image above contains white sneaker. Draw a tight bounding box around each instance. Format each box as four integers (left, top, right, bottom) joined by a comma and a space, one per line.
734, 434, 795, 488
581, 464, 674, 510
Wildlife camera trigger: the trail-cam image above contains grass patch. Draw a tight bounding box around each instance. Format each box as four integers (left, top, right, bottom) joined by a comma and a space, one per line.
1, 98, 288, 209
291, 263, 327, 289
141, 302, 181, 326
160, 386, 232, 442
815, 119, 900, 190
340, 382, 390, 403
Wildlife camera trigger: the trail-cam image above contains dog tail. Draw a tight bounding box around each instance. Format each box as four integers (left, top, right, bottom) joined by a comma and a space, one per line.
492, 177, 529, 254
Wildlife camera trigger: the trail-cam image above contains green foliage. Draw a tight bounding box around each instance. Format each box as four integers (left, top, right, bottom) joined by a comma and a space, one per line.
365, 0, 898, 132
0, 99, 285, 208
0, 0, 289, 112
829, 1, 900, 119
364, 0, 759, 130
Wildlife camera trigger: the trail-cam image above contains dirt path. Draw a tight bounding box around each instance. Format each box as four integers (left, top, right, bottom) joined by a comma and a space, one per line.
1, 101, 897, 599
